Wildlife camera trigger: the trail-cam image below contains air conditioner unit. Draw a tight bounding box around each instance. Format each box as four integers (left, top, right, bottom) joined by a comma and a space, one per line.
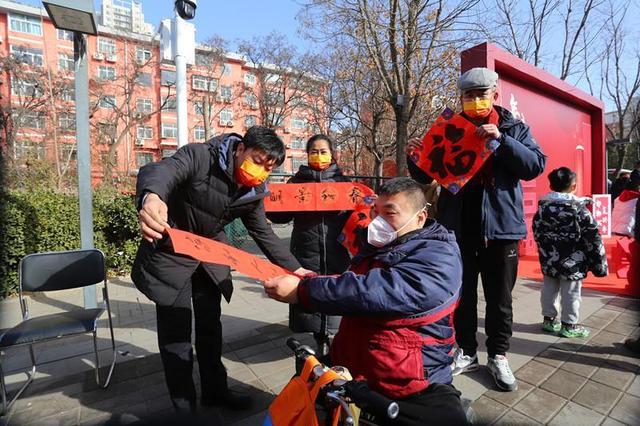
219, 120, 227, 126
227, 121, 234, 127
92, 53, 104, 60
135, 138, 144, 146
283, 128, 290, 134
106, 54, 117, 63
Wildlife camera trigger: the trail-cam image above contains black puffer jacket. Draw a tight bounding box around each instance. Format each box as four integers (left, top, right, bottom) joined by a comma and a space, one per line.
268, 163, 351, 335
269, 164, 352, 274
131, 134, 300, 306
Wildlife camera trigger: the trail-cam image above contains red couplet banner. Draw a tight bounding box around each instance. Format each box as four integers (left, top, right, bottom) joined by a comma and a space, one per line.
167, 228, 296, 281
408, 108, 500, 194
265, 182, 375, 212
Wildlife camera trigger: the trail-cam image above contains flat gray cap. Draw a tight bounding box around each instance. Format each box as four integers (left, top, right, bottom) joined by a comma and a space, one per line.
458, 67, 499, 91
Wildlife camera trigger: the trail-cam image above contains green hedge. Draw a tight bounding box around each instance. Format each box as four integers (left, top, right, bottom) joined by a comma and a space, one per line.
0, 188, 139, 299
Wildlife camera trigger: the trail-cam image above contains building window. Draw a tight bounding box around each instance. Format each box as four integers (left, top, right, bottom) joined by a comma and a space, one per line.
135, 72, 152, 87
162, 149, 176, 158
9, 14, 42, 36
222, 64, 232, 76
136, 98, 152, 113
161, 70, 176, 86
244, 115, 257, 127
137, 126, 153, 139
195, 52, 211, 66
244, 93, 257, 109
136, 47, 152, 63
97, 38, 116, 55
161, 123, 178, 138
219, 109, 233, 125
19, 111, 45, 129
61, 86, 75, 102
265, 91, 284, 106
98, 95, 116, 109
60, 144, 76, 160
291, 156, 307, 171
291, 117, 307, 130
290, 138, 305, 149
136, 152, 154, 168
194, 101, 205, 115
58, 53, 74, 71
57, 29, 73, 41
244, 72, 256, 86
220, 85, 232, 99
97, 122, 117, 140
14, 140, 44, 160
98, 66, 117, 81
194, 125, 206, 141
192, 75, 217, 92
267, 112, 284, 127
58, 113, 75, 131
11, 78, 42, 98
161, 96, 176, 111
10, 45, 44, 67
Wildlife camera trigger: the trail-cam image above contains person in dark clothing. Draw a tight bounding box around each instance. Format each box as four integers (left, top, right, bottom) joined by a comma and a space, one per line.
407, 68, 546, 392
268, 135, 351, 355
132, 126, 310, 413
610, 171, 631, 208
264, 177, 469, 426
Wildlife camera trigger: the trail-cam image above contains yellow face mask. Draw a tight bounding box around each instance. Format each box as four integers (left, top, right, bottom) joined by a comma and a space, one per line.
463, 98, 492, 119
235, 157, 270, 187
308, 153, 332, 170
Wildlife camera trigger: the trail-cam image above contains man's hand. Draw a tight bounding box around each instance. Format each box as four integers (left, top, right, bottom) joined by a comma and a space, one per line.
406, 137, 423, 154
293, 267, 314, 277
476, 124, 501, 140
139, 193, 170, 243
264, 274, 301, 303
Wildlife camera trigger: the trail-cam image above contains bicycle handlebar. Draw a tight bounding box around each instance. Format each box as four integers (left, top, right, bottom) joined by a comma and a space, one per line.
285, 337, 399, 420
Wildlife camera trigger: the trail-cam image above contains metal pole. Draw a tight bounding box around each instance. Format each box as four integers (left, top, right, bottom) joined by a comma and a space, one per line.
74, 32, 97, 308
174, 11, 188, 148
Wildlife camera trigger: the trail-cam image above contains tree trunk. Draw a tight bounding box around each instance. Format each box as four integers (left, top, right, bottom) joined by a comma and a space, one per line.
395, 108, 408, 176
204, 95, 212, 140
615, 145, 628, 171
373, 155, 384, 191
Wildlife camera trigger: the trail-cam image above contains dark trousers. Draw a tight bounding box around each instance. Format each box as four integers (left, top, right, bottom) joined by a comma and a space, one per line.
363, 383, 468, 426
156, 267, 227, 412
454, 238, 519, 357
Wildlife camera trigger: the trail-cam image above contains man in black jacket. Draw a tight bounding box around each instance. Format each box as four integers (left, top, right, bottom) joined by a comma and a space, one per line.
132, 126, 308, 412
407, 68, 546, 392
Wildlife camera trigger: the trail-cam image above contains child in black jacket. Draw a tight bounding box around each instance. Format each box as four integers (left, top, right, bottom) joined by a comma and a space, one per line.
532, 167, 608, 338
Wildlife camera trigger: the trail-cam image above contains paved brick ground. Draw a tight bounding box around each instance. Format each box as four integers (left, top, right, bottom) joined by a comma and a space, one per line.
0, 228, 638, 425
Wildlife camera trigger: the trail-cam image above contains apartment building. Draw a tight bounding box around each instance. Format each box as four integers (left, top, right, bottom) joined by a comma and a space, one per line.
0, 0, 318, 184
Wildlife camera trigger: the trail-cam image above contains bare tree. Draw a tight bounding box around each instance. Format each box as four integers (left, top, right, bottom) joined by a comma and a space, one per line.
238, 32, 326, 132
89, 42, 169, 184
301, 0, 478, 176
190, 36, 248, 140
600, 3, 640, 170
484, 0, 604, 80
0, 55, 70, 189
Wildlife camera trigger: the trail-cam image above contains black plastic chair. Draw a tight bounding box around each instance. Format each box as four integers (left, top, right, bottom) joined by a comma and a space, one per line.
0, 249, 116, 415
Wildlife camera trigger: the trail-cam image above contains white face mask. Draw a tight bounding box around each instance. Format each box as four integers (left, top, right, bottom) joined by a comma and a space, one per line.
367, 208, 424, 248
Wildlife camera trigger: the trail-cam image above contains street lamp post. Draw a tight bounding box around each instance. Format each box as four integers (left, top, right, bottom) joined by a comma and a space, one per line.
43, 0, 98, 308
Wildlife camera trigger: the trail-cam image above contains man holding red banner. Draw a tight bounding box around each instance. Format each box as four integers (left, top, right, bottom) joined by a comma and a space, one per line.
407, 68, 546, 392
131, 126, 308, 413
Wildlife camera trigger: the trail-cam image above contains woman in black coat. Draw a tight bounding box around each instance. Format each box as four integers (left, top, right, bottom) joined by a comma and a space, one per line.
269, 134, 351, 354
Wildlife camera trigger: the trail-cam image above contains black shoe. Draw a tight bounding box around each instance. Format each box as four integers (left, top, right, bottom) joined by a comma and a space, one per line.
201, 388, 253, 410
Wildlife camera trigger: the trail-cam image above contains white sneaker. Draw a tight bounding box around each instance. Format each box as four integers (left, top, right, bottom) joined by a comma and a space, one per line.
451, 348, 479, 376
487, 355, 518, 391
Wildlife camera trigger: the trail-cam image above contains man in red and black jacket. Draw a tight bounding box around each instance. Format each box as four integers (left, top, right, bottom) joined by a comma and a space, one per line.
264, 178, 468, 426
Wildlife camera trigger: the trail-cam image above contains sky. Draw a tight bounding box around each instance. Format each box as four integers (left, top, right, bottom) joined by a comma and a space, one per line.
20, 0, 313, 50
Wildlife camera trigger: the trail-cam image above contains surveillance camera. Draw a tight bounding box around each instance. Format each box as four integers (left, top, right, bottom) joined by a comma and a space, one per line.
175, 0, 197, 20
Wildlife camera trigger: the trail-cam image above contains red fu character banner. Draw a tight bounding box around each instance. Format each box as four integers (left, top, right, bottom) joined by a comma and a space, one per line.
167, 228, 297, 281
408, 108, 500, 194
265, 182, 375, 212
